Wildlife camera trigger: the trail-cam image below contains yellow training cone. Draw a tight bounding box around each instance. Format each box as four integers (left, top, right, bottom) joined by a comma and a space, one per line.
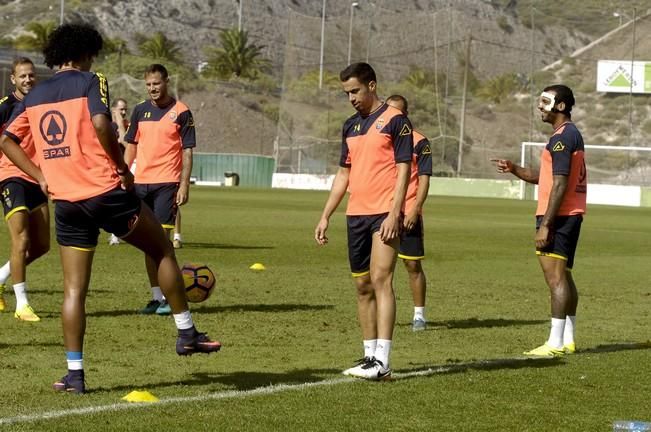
122, 390, 159, 403
249, 263, 266, 271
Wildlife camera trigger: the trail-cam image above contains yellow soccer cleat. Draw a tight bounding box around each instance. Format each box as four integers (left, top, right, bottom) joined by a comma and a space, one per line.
0, 284, 6, 312
563, 342, 576, 354
523, 343, 564, 358
14, 304, 41, 322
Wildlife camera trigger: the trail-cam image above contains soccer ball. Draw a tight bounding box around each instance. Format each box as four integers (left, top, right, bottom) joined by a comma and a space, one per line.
181, 263, 216, 303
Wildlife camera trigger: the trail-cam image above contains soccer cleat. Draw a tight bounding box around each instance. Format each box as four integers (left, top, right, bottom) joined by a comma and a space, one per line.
108, 234, 121, 245
0, 284, 5, 312
14, 304, 41, 322
155, 300, 172, 316
139, 300, 162, 314
53, 371, 85, 394
412, 317, 427, 332
523, 343, 565, 358
176, 330, 222, 356
342, 356, 373, 376
172, 239, 183, 249
563, 342, 576, 354
343, 357, 392, 380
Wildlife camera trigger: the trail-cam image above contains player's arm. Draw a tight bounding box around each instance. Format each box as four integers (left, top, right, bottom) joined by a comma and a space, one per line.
315, 166, 349, 245
491, 158, 539, 184
405, 174, 430, 231
535, 174, 568, 248
124, 143, 137, 168
0, 134, 46, 189
92, 114, 133, 189
177, 147, 193, 206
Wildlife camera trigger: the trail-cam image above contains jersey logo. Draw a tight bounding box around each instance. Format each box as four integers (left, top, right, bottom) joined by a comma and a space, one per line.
422, 144, 432, 155
96, 72, 109, 108
168, 110, 177, 120
399, 123, 412, 136
39, 110, 71, 160
0, 96, 8, 105
376, 118, 384, 130
353, 123, 361, 133
552, 141, 565, 152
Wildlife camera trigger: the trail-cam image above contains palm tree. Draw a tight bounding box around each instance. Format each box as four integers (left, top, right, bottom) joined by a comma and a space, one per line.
136, 32, 182, 64
13, 21, 56, 51
203, 28, 270, 80
477, 73, 521, 104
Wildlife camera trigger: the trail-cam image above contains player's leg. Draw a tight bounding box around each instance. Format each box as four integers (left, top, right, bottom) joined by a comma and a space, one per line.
5, 210, 40, 320
121, 202, 221, 355
399, 216, 427, 330
173, 208, 182, 249
561, 216, 582, 353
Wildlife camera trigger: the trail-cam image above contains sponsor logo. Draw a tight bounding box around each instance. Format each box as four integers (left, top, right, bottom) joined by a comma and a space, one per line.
552, 141, 565, 152
422, 144, 432, 155
43, 147, 71, 159
353, 123, 361, 133
399, 123, 412, 136
39, 110, 67, 146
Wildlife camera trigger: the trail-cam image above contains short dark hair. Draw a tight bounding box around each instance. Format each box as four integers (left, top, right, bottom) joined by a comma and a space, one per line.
339, 62, 376, 85
12, 57, 34, 74
43, 23, 103, 69
386, 94, 408, 113
112, 97, 127, 107
144, 64, 169, 80
543, 84, 575, 115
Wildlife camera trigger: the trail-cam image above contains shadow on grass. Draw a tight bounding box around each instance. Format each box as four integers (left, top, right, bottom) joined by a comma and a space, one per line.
87, 303, 334, 318
0, 341, 60, 349
92, 368, 340, 393
180, 242, 275, 250
578, 341, 651, 354
397, 356, 563, 379
397, 317, 547, 330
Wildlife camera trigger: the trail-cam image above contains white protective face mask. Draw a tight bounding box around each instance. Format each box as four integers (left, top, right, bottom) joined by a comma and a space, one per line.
539, 91, 556, 112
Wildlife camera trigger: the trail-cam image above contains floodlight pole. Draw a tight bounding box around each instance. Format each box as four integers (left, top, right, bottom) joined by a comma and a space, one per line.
457, 33, 472, 177
628, 7, 636, 145
347, 2, 359, 65
319, 0, 326, 89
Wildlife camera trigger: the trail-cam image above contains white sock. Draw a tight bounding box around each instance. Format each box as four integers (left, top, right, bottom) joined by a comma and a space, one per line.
374, 339, 392, 367
563, 315, 576, 345
413, 307, 425, 321
547, 318, 565, 349
174, 233, 182, 241
173, 311, 194, 330
13, 282, 28, 309
363, 339, 377, 358
151, 286, 164, 302
0, 261, 10, 284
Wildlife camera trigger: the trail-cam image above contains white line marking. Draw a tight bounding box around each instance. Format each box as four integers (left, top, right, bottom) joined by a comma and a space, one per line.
0, 357, 554, 426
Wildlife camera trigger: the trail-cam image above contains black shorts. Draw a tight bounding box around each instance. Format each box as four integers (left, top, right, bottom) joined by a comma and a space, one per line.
399, 215, 425, 260
346, 213, 389, 276
1, 177, 48, 220
134, 183, 178, 228
55, 187, 142, 249
535, 215, 583, 269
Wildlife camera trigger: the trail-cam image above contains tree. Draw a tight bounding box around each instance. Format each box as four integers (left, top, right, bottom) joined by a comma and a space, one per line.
476, 73, 522, 104
13, 21, 56, 51
136, 32, 182, 64
203, 28, 270, 80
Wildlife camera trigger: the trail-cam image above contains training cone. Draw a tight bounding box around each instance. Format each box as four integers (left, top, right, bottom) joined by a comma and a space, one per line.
122, 390, 160, 403
249, 263, 266, 271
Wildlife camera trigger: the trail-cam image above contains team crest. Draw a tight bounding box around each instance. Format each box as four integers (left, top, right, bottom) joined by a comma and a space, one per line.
552, 141, 565, 152
168, 111, 177, 120
376, 118, 384, 130
422, 144, 432, 155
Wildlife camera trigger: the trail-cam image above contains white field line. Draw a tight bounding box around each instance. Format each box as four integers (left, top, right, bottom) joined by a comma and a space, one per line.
0, 358, 550, 426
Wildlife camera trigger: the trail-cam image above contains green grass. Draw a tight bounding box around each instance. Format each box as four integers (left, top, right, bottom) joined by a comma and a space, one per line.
0, 187, 650, 431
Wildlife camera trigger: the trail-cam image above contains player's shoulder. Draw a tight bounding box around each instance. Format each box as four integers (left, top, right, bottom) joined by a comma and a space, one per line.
342, 111, 361, 131
0, 93, 17, 114
131, 100, 149, 112
413, 129, 428, 143
174, 99, 191, 113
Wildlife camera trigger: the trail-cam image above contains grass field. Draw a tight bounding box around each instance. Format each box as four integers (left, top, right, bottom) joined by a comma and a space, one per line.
0, 187, 649, 431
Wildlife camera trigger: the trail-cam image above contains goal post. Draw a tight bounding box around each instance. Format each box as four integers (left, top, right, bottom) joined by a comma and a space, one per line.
520, 142, 651, 201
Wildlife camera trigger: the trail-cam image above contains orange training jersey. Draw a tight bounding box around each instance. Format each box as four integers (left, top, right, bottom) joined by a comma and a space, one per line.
3, 70, 120, 202
536, 122, 587, 216
0, 92, 38, 184
340, 103, 414, 215
124, 99, 196, 184
404, 130, 433, 215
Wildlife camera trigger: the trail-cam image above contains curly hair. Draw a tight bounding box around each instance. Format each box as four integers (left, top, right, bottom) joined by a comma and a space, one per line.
43, 23, 103, 69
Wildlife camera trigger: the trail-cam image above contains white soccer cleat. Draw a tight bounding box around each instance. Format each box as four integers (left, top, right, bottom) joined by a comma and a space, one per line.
343, 357, 391, 380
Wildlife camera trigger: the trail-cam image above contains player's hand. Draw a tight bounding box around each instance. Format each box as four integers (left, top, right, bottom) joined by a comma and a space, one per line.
176, 184, 189, 206
119, 170, 134, 191
490, 158, 513, 173
38, 179, 49, 197
315, 218, 329, 245
403, 209, 418, 232
379, 212, 401, 242
535, 225, 552, 249
111, 107, 124, 123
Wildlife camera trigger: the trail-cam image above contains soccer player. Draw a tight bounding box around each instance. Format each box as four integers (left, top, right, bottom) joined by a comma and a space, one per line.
0, 57, 49, 322
385, 95, 433, 331
123, 64, 194, 316
491, 84, 586, 357
108, 97, 129, 246
315, 63, 413, 380
0, 23, 221, 394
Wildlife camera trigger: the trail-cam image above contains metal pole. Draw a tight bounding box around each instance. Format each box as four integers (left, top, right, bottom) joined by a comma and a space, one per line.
442, 0, 451, 164
628, 7, 636, 145
319, 0, 326, 89
60, 0, 64, 25
529, 1, 535, 141
457, 34, 471, 177
238, 0, 243, 32
347, 3, 358, 65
